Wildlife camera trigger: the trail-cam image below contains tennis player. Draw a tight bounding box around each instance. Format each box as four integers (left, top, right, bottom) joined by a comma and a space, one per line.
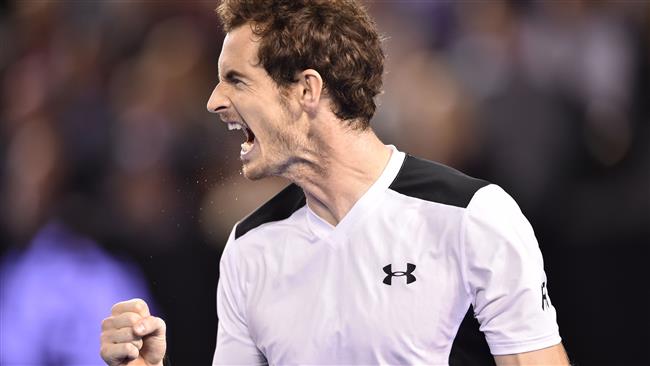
100, 1, 570, 365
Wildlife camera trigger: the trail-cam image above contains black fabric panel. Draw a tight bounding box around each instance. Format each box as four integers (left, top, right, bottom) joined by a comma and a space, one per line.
235, 183, 306, 239
449, 305, 496, 366
389, 155, 489, 208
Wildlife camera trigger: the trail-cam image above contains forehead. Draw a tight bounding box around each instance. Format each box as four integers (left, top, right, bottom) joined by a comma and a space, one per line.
218, 25, 260, 74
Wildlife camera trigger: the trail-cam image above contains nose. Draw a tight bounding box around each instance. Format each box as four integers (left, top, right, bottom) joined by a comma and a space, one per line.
206, 82, 229, 114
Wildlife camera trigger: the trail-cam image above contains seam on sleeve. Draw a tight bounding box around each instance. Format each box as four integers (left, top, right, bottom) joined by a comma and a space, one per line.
459, 184, 493, 304
232, 235, 250, 327
488, 334, 562, 356
458, 194, 473, 299
223, 224, 250, 329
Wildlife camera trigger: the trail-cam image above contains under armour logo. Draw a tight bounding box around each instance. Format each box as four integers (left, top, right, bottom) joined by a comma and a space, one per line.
541, 282, 550, 310
383, 263, 417, 285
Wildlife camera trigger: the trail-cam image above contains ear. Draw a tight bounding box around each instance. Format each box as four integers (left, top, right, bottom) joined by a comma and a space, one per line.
296, 69, 323, 115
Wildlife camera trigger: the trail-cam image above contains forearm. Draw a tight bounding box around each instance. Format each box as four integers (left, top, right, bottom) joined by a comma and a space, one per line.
494, 343, 570, 366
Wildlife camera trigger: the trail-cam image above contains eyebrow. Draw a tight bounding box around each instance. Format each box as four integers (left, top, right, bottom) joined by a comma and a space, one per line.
220, 69, 247, 83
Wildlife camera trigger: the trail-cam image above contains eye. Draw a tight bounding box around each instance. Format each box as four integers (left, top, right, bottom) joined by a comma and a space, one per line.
223, 71, 246, 88
228, 78, 247, 89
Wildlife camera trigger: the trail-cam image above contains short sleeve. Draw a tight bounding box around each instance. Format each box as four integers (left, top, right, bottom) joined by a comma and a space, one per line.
462, 184, 562, 355
213, 226, 267, 365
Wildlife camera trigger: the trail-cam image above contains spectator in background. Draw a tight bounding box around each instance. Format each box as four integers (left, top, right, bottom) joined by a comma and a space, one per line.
0, 3, 224, 362
0, 50, 154, 365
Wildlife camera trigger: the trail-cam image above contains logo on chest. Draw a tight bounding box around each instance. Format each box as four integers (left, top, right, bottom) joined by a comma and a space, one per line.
382, 263, 417, 285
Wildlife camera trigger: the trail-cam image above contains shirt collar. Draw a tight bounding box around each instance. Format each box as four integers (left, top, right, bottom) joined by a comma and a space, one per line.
305, 145, 406, 241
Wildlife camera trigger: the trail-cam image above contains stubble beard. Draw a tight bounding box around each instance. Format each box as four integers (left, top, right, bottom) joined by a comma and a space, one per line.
240, 114, 303, 181
241, 95, 328, 182
241, 124, 327, 182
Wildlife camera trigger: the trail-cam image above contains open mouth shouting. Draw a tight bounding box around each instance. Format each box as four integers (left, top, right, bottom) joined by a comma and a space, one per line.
227, 121, 256, 157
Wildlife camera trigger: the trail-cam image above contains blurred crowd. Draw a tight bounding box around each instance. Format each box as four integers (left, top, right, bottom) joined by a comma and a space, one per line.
0, 0, 647, 365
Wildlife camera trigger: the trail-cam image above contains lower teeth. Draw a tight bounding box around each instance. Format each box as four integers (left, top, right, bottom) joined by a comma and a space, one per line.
241, 141, 254, 155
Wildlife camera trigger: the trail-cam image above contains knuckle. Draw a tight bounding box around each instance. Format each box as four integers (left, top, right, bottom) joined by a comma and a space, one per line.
124, 343, 139, 358
126, 313, 140, 326
157, 317, 167, 331
101, 317, 113, 331
107, 328, 125, 343
105, 328, 119, 343
99, 344, 113, 360
120, 326, 136, 339
132, 298, 148, 313
110, 301, 123, 314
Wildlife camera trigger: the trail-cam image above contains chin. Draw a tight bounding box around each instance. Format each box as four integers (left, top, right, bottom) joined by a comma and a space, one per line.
241, 162, 268, 181
242, 153, 293, 181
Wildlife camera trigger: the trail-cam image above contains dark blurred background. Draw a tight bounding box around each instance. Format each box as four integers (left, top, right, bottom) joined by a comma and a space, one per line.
0, 0, 647, 365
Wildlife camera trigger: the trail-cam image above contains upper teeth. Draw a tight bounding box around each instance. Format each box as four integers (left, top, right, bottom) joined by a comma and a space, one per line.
227, 122, 243, 131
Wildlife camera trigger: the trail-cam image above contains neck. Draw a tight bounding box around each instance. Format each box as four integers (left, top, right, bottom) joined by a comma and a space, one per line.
282, 125, 392, 226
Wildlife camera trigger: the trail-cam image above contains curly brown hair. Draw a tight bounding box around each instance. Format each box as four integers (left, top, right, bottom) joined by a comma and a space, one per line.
216, 0, 384, 129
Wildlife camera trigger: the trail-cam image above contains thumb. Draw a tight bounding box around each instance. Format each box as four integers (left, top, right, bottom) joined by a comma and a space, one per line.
134, 316, 167, 365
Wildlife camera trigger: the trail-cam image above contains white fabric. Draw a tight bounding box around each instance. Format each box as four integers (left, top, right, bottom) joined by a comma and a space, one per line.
213, 147, 561, 365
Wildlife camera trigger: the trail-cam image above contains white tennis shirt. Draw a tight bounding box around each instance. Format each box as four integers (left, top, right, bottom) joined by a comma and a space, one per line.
213, 146, 561, 365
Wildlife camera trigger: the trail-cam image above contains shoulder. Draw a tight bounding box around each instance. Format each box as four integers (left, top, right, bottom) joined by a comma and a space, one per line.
388, 154, 489, 209
464, 184, 536, 242
234, 183, 306, 240
467, 184, 520, 214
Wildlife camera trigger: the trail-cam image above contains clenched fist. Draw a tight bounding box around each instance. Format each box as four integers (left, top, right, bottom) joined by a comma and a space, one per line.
100, 299, 167, 366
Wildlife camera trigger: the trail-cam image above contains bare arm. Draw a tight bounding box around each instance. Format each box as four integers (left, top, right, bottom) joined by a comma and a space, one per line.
494, 343, 570, 366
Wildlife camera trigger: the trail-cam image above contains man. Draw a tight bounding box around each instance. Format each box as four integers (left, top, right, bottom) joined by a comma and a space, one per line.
100, 1, 570, 365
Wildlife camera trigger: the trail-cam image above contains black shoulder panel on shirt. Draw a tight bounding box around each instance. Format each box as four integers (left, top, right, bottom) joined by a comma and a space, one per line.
449, 305, 496, 366
389, 155, 489, 208
234, 183, 306, 239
